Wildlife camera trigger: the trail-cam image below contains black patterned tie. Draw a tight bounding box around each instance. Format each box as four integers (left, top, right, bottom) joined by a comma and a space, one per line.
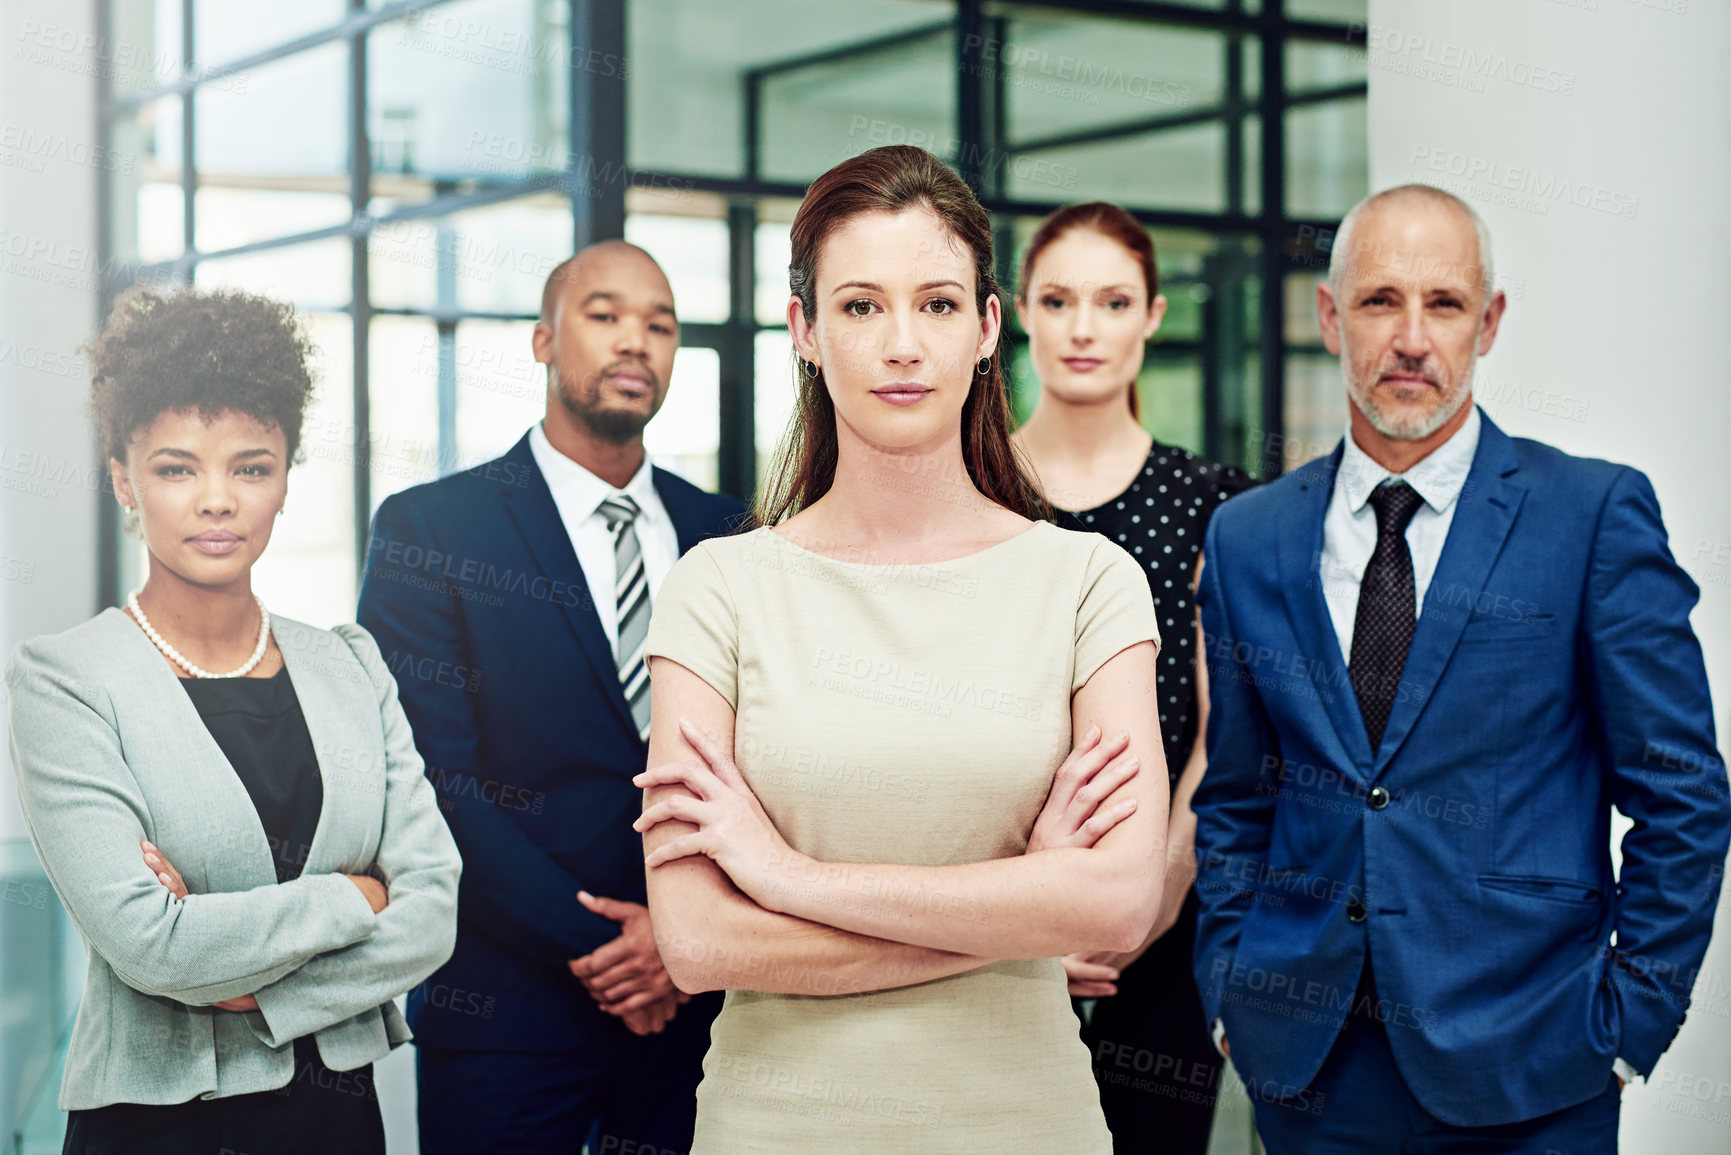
1349, 481, 1425, 751
599, 496, 652, 742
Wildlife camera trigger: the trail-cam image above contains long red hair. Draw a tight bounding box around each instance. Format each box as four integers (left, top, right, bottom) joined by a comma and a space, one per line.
755, 145, 1047, 527
1017, 202, 1159, 421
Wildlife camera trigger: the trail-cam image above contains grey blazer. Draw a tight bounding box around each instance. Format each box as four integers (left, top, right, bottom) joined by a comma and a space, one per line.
5, 608, 462, 1110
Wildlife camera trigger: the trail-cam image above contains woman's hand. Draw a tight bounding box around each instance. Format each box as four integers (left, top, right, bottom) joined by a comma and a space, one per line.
142, 843, 259, 1011
141, 839, 188, 899
1063, 951, 1123, 998
1027, 725, 1141, 855
633, 717, 800, 905
345, 874, 389, 914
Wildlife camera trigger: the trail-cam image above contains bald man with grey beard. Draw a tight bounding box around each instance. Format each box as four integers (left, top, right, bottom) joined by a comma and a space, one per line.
1191, 185, 1727, 1153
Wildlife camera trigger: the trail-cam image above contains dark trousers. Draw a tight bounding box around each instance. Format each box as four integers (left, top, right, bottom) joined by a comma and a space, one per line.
1077, 891, 1224, 1155
63, 1036, 384, 1155
1252, 1008, 1622, 1154
417, 1006, 713, 1155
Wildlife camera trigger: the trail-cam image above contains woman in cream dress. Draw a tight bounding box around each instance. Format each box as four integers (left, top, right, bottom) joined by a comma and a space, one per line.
636, 146, 1171, 1153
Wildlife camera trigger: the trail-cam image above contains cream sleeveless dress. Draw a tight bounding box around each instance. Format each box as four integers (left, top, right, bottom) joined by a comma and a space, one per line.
643, 521, 1161, 1153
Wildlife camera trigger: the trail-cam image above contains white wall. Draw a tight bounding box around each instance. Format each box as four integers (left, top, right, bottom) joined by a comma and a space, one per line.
0, 0, 103, 843
1366, 1, 1731, 1149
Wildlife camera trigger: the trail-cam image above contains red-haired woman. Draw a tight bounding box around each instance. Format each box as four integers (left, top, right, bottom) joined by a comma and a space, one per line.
1012, 203, 1254, 1154
631, 147, 1169, 1152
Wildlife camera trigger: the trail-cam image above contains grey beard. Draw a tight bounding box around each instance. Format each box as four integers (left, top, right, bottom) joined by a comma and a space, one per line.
1346, 355, 1475, 441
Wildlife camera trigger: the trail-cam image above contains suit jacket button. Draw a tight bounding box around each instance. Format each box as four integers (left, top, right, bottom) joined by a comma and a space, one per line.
1346, 900, 1367, 923
1367, 786, 1390, 811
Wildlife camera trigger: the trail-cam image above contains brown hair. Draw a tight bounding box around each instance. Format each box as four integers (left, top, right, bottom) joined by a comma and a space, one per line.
89, 284, 317, 464
1017, 202, 1159, 421
755, 145, 1047, 527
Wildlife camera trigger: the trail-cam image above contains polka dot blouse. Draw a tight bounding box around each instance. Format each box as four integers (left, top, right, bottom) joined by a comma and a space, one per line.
1054, 442, 1256, 786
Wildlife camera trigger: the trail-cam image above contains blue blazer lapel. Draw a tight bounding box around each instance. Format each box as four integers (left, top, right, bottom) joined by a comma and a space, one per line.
497, 434, 636, 736
1373, 412, 1525, 775
653, 467, 709, 556
1277, 446, 1373, 772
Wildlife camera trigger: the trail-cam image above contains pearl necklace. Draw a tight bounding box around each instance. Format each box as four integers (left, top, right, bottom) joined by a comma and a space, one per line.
126, 590, 271, 679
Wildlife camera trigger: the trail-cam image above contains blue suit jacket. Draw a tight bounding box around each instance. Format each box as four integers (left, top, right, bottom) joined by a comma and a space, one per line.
1191, 411, 1729, 1126
357, 432, 745, 1052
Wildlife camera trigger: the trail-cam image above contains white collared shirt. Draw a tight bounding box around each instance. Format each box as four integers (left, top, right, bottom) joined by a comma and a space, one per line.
528, 423, 679, 654
1318, 405, 1482, 661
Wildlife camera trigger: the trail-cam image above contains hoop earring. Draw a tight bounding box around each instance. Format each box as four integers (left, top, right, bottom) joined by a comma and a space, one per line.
976, 356, 992, 375
802, 359, 820, 379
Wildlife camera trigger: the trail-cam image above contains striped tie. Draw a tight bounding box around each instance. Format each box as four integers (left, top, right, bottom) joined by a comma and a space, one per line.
599, 496, 652, 742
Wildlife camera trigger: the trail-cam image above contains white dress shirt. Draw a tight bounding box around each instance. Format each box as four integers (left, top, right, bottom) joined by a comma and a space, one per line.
1319, 405, 1481, 661
1210, 406, 1639, 1085
528, 423, 678, 654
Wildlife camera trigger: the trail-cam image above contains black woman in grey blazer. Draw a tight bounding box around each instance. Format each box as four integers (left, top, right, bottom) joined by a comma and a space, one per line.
5, 286, 461, 1155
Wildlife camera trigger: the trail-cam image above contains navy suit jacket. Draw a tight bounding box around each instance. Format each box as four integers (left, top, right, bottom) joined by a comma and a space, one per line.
357, 432, 745, 1052
1191, 410, 1729, 1126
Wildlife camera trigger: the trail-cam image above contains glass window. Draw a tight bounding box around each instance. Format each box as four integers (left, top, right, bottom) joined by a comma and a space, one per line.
999, 12, 1225, 147
1285, 97, 1367, 220
196, 2, 348, 67
257, 312, 357, 628
1140, 354, 1204, 453
998, 12, 1247, 212
94, 0, 1371, 638
109, 96, 184, 264
1012, 121, 1227, 212
453, 319, 545, 465
1286, 38, 1368, 93
193, 238, 350, 311
1285, 0, 1367, 21
1284, 269, 1326, 344
96, 0, 184, 96
1108, 0, 1264, 9
626, 214, 730, 324
1283, 352, 1348, 469
194, 43, 351, 247
370, 194, 574, 316
759, 25, 954, 184
195, 42, 348, 177
755, 220, 793, 327
754, 328, 797, 478
629, 0, 954, 180
645, 346, 720, 490
369, 316, 444, 508
369, 0, 569, 209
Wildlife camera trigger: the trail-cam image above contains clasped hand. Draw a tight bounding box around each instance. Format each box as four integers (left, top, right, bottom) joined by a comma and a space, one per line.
141, 839, 387, 1014
567, 892, 687, 1037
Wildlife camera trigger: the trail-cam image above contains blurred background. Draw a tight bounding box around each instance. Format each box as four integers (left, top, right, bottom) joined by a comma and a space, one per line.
2, 1, 1727, 1152
86, 0, 1371, 630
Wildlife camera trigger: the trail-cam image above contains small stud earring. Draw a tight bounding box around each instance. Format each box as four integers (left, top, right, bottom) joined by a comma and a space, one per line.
802, 359, 820, 379
976, 356, 992, 375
